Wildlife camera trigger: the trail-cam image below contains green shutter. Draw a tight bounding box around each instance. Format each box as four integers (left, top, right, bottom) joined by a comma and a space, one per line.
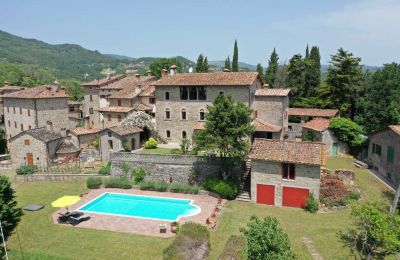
387, 146, 394, 163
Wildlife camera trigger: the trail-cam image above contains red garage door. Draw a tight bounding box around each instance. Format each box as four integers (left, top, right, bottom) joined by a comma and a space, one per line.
282, 187, 309, 208
256, 184, 275, 205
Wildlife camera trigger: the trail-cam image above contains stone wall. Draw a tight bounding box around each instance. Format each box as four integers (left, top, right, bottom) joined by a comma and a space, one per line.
251, 159, 321, 206
110, 152, 241, 184
83, 86, 101, 128
252, 95, 288, 129
36, 98, 69, 132
100, 131, 141, 161
16, 173, 102, 182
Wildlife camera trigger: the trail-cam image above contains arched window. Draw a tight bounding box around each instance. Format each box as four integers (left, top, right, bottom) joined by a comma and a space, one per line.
165, 108, 171, 119
199, 109, 205, 121
182, 131, 187, 139
165, 92, 170, 100
166, 130, 171, 138
181, 108, 187, 120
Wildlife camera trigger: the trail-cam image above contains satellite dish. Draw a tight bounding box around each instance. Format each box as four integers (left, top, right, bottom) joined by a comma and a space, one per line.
188, 66, 193, 73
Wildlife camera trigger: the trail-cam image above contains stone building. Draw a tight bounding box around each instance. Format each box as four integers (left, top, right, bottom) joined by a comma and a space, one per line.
366, 125, 400, 188
288, 108, 339, 140
249, 138, 325, 208
153, 70, 263, 143
3, 83, 69, 140
302, 118, 348, 156
68, 117, 100, 150
68, 101, 83, 129
0, 82, 24, 116
100, 125, 142, 161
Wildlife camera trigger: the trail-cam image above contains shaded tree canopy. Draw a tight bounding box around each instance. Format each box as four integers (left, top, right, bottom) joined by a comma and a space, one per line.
265, 48, 279, 87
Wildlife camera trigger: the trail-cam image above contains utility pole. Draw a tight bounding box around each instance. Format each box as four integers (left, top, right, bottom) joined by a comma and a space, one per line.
0, 219, 9, 260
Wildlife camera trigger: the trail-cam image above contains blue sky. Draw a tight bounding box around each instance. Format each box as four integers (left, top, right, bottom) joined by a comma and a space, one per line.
1, 0, 399, 66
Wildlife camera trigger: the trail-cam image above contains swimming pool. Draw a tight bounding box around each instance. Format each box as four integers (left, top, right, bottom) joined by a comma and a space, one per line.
78, 193, 201, 221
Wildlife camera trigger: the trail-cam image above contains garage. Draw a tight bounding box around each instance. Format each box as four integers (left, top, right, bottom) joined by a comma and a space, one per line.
282, 187, 309, 208
256, 184, 275, 205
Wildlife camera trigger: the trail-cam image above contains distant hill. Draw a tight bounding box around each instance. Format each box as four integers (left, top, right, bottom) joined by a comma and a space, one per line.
208, 60, 257, 71
321, 64, 381, 74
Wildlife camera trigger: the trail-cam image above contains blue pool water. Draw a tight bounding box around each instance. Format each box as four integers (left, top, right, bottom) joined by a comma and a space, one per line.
79, 193, 201, 221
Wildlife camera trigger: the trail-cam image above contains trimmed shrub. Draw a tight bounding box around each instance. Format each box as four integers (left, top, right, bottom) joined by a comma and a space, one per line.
170, 148, 182, 154
103, 177, 132, 189
139, 181, 168, 192
16, 165, 38, 175
170, 183, 199, 194
204, 176, 240, 200
144, 137, 158, 149
132, 168, 147, 183
219, 235, 247, 260
98, 162, 111, 175
86, 177, 102, 189
305, 193, 319, 213
163, 222, 210, 260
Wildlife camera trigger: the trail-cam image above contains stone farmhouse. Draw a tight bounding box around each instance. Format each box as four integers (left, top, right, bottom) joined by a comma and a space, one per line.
67, 100, 84, 129
249, 138, 325, 208
0, 82, 24, 116
2, 83, 69, 140
302, 118, 348, 156
366, 125, 400, 188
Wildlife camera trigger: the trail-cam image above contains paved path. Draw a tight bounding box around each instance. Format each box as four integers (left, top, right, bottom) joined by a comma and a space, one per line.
302, 236, 324, 260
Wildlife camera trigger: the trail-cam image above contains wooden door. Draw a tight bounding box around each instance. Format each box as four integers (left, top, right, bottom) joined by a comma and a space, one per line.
26, 153, 33, 166
282, 187, 309, 208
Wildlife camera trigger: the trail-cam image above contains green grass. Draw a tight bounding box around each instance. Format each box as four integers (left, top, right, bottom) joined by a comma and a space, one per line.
139, 148, 178, 155
2, 156, 393, 259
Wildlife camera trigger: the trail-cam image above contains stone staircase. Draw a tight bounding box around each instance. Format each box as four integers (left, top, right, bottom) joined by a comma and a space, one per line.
236, 158, 252, 202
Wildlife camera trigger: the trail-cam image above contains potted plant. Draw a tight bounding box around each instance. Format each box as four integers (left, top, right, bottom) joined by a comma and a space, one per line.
170, 221, 179, 233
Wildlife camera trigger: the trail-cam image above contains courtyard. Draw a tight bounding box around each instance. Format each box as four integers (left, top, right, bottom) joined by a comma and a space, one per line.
3, 157, 394, 259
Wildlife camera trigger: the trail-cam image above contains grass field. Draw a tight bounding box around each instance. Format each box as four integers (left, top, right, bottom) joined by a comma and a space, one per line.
139, 147, 178, 154
3, 157, 393, 259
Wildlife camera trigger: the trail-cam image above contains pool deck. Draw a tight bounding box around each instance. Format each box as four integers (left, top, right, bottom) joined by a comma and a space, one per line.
52, 188, 222, 237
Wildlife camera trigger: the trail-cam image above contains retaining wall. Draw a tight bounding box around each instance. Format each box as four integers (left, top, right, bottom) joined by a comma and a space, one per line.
16, 174, 102, 182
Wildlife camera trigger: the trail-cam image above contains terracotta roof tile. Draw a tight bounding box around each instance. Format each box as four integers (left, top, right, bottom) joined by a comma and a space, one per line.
109, 80, 155, 99
105, 125, 142, 136
302, 118, 330, 132
255, 88, 291, 96
100, 75, 156, 90
2, 85, 69, 99
389, 125, 400, 135
253, 118, 282, 132
0, 86, 24, 92
288, 108, 338, 118
69, 127, 100, 136
153, 72, 260, 86
82, 75, 126, 87
139, 84, 155, 97
98, 106, 134, 113
249, 138, 325, 165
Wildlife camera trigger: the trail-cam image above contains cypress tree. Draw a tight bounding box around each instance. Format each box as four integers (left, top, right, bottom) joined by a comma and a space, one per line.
196, 54, 204, 72
224, 56, 231, 71
256, 63, 264, 79
265, 48, 279, 86
232, 40, 239, 72
287, 54, 306, 103
202, 57, 209, 72
305, 44, 310, 59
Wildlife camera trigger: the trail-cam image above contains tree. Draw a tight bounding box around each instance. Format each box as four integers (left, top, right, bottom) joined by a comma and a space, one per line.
60, 79, 84, 101
305, 44, 309, 59
202, 56, 209, 72
355, 63, 400, 133
256, 63, 264, 79
340, 203, 400, 259
0, 176, 22, 258
224, 56, 231, 71
149, 58, 183, 78
329, 117, 364, 150
195, 54, 204, 72
192, 94, 254, 179
303, 46, 321, 97
325, 48, 363, 119
232, 40, 239, 72
274, 62, 288, 87
240, 215, 295, 260
264, 48, 279, 87
287, 54, 305, 103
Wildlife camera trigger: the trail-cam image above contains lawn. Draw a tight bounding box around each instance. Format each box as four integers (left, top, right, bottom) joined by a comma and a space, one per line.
3, 156, 393, 259
139, 147, 179, 154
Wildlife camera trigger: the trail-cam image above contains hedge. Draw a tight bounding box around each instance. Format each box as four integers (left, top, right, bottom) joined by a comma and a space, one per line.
204, 176, 240, 200
103, 177, 132, 189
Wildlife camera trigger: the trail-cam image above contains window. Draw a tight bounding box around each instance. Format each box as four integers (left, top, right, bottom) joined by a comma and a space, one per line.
117, 115, 122, 122
282, 163, 296, 180
181, 108, 187, 120
6, 107, 9, 113
180, 87, 188, 100
13, 107, 15, 114
198, 87, 206, 100
149, 97, 156, 104
69, 106, 75, 112
189, 87, 197, 100
28, 125, 31, 130
108, 140, 113, 149
165, 108, 170, 119
7, 120, 10, 127
28, 109, 31, 116
166, 130, 171, 138
387, 146, 394, 164
90, 95, 93, 101
14, 122, 17, 128
165, 92, 170, 100
108, 114, 112, 121
373, 143, 382, 156
19, 107, 22, 115
182, 131, 187, 139
24, 139, 30, 145
199, 109, 205, 121
107, 131, 112, 137
89, 108, 94, 114
219, 91, 224, 95
117, 100, 121, 106
20, 124, 23, 131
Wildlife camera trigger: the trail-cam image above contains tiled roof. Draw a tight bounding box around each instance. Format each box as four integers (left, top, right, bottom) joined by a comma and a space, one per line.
100, 75, 156, 90
302, 118, 330, 132
56, 141, 80, 154
98, 106, 134, 113
69, 127, 100, 136
249, 138, 325, 165
139, 84, 155, 97
105, 125, 142, 136
9, 127, 63, 143
108, 85, 141, 99
193, 121, 205, 130
0, 85, 24, 92
288, 108, 338, 118
255, 88, 291, 97
2, 86, 69, 99
132, 103, 152, 111
389, 125, 400, 135
82, 75, 126, 87
153, 72, 260, 86
253, 118, 282, 132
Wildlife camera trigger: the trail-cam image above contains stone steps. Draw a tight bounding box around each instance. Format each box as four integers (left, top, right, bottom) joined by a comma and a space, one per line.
236, 191, 251, 202
237, 158, 252, 202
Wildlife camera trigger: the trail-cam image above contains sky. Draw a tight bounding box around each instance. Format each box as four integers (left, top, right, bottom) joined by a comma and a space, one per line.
1, 0, 399, 66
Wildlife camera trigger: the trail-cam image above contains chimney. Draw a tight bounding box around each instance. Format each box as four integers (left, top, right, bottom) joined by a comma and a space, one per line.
3, 80, 8, 86
263, 83, 270, 88
146, 70, 152, 76
52, 80, 60, 92
46, 121, 53, 132
223, 68, 230, 72
135, 73, 141, 81
60, 128, 67, 137
84, 116, 90, 130
161, 69, 168, 78
170, 65, 177, 76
